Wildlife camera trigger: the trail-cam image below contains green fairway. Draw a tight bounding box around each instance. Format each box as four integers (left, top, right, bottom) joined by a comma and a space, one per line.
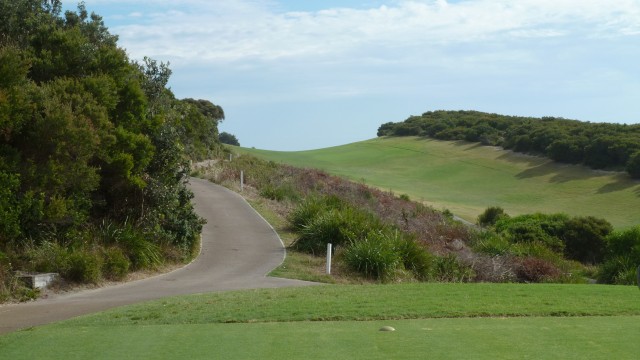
237, 137, 640, 228
2, 283, 639, 359
2, 317, 639, 360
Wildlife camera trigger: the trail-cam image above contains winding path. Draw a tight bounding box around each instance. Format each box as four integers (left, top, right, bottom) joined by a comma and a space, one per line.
0, 178, 316, 334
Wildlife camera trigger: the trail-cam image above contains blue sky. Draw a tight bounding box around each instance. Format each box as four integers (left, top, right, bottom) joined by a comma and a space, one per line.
69, 1, 639, 150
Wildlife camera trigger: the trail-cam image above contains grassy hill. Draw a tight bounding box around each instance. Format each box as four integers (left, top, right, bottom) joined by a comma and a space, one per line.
238, 137, 640, 229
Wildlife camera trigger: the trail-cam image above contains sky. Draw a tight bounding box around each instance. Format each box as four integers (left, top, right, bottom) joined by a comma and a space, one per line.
68, 0, 640, 150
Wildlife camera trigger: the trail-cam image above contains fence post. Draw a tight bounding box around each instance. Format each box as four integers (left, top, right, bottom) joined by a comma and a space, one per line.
326, 243, 332, 275
240, 170, 244, 191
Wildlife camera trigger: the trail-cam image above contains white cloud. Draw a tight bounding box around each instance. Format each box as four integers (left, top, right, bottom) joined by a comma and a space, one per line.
108, 0, 640, 64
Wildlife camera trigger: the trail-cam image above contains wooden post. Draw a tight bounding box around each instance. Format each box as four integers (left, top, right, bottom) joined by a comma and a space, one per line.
240, 170, 244, 191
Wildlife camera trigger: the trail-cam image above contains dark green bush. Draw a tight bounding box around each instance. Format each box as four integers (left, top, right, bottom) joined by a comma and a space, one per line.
598, 226, 640, 284
102, 247, 131, 281
477, 206, 509, 227
65, 250, 102, 283
561, 216, 612, 263
598, 256, 637, 285
342, 231, 401, 281
395, 236, 433, 280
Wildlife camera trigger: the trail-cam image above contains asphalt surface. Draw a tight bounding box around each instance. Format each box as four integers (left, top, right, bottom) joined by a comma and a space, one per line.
0, 177, 316, 335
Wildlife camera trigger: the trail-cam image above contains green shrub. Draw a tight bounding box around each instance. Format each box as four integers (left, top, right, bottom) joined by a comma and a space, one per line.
102, 247, 131, 281
598, 226, 640, 284
494, 214, 568, 253
288, 195, 344, 231
118, 225, 162, 270
562, 216, 612, 263
293, 206, 384, 254
598, 256, 637, 285
472, 231, 511, 256
65, 250, 102, 283
395, 236, 433, 280
605, 226, 640, 261
509, 241, 564, 264
431, 254, 475, 282
342, 231, 401, 281
477, 206, 509, 227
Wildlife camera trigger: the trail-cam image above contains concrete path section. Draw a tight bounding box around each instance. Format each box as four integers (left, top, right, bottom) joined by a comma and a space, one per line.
0, 177, 316, 335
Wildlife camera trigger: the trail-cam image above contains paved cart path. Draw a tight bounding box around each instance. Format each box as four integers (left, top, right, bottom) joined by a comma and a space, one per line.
0, 178, 316, 334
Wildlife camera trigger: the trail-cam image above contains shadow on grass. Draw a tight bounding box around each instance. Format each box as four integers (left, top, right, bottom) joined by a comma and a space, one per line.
597, 176, 640, 196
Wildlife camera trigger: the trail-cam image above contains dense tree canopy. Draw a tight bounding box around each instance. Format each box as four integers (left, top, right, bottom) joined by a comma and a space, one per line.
219, 132, 240, 146
0, 0, 225, 295
378, 111, 640, 178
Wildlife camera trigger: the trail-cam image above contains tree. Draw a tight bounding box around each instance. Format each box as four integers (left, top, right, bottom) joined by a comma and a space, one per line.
626, 151, 640, 179
219, 132, 240, 146
477, 206, 509, 227
561, 216, 612, 264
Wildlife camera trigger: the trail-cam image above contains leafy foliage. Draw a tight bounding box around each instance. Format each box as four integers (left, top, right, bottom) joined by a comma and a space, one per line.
598, 226, 640, 284
477, 206, 509, 227
0, 0, 222, 298
219, 132, 240, 146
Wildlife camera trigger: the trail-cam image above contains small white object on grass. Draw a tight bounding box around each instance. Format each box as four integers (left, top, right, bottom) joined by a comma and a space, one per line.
379, 326, 396, 332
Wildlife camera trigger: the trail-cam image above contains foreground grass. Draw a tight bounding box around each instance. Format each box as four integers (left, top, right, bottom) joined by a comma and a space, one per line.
24, 283, 640, 326
1, 283, 639, 359
3, 317, 639, 359
237, 137, 640, 228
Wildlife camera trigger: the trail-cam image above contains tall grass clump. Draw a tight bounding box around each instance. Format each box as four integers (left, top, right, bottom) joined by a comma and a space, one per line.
293, 205, 383, 254
342, 230, 402, 281
341, 229, 435, 282
598, 226, 640, 284
288, 195, 345, 231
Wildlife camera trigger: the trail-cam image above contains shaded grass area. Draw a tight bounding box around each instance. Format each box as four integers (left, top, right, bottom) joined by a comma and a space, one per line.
43, 283, 640, 326
237, 137, 640, 228
2, 317, 639, 360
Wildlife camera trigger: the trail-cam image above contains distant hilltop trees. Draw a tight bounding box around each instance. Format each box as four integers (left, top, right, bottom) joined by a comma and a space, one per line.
219, 132, 240, 146
378, 110, 640, 178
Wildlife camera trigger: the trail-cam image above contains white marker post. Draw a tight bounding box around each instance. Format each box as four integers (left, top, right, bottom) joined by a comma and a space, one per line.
326, 243, 332, 275
240, 170, 244, 191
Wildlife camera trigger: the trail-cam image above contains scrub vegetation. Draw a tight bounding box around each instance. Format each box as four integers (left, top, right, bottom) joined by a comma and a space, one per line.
200, 153, 640, 285
0, 1, 224, 301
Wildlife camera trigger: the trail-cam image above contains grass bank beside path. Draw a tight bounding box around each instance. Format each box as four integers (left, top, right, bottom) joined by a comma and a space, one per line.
1, 283, 639, 359
237, 137, 640, 229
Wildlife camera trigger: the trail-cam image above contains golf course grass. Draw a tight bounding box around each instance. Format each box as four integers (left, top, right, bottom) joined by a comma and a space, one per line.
237, 137, 640, 229
2, 283, 639, 359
